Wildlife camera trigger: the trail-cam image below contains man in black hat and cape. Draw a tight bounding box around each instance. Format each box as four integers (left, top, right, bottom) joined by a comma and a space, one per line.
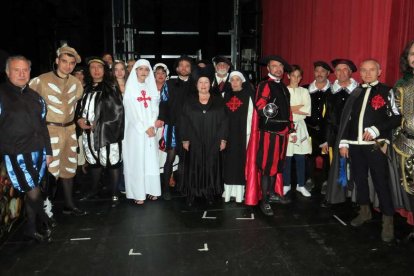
245, 55, 296, 216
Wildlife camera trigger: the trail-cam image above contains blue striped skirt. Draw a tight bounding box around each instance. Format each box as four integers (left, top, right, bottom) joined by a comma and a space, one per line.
3, 148, 47, 192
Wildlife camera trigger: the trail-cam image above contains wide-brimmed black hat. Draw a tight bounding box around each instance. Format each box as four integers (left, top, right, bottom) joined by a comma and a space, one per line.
258, 55, 292, 72
174, 55, 194, 69
212, 56, 232, 66
313, 61, 333, 73
331, 59, 357, 72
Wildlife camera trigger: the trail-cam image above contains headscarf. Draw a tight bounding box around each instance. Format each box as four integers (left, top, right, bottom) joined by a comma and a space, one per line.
229, 71, 246, 83
153, 63, 170, 80
125, 59, 158, 98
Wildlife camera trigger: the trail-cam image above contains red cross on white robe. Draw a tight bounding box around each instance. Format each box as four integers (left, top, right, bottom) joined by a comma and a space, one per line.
137, 90, 151, 108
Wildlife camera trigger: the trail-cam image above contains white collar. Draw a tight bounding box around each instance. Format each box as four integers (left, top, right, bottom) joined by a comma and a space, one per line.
332, 78, 358, 94
268, 73, 281, 83
308, 80, 330, 93
361, 80, 379, 88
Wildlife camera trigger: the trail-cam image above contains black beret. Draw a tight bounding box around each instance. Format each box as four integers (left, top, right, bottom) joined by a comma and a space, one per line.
258, 55, 292, 73
313, 61, 333, 73
212, 56, 232, 66
331, 59, 357, 72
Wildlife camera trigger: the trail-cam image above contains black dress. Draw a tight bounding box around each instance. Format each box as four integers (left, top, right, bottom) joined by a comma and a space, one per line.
223, 88, 253, 185
179, 94, 229, 200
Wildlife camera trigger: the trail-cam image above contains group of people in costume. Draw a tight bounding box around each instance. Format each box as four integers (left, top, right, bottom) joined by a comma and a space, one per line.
2, 40, 414, 243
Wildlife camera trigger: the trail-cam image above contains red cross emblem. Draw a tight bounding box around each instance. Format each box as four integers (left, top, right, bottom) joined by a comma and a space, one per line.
226, 96, 243, 112
137, 90, 151, 108
370, 94, 386, 110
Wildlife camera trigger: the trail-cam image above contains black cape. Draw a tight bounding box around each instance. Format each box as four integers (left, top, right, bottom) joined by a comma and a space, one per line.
80, 81, 124, 149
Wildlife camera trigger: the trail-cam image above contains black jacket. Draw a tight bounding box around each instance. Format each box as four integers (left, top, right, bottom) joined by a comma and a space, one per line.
0, 81, 52, 155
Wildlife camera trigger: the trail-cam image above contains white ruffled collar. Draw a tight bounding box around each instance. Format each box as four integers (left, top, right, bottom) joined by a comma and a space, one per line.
308, 80, 330, 93
332, 78, 358, 94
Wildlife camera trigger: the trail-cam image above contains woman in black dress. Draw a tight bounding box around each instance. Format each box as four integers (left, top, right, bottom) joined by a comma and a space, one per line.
180, 68, 229, 206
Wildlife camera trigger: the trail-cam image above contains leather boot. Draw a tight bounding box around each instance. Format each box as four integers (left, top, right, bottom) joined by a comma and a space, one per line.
350, 205, 372, 227
381, 215, 394, 242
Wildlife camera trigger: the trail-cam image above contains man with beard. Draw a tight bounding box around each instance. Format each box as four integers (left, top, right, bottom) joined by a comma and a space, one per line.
245, 55, 296, 216
30, 45, 86, 216
156, 56, 195, 200
303, 61, 332, 193
210, 56, 232, 96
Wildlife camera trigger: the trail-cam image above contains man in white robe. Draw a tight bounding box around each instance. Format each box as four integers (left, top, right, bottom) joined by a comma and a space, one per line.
123, 59, 161, 204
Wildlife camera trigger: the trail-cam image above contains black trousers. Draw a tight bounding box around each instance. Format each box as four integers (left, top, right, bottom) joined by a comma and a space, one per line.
349, 145, 394, 216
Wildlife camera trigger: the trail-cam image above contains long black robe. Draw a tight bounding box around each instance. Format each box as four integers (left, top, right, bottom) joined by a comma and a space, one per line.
223, 87, 253, 185
179, 94, 229, 198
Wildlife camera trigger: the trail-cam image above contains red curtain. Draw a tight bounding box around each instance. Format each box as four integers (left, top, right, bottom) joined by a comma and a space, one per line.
262, 0, 414, 86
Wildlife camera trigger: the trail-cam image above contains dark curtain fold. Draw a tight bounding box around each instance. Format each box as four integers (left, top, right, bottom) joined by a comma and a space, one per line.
262, 0, 414, 86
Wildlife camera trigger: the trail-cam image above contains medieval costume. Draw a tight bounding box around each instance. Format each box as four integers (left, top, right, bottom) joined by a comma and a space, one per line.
327, 83, 400, 204
283, 86, 312, 196
158, 56, 195, 200
0, 80, 53, 240
123, 59, 161, 202
245, 55, 295, 216
155, 63, 179, 174
303, 61, 332, 190
179, 71, 229, 205
393, 76, 414, 227
211, 56, 232, 96
327, 81, 401, 241
29, 45, 85, 216
78, 58, 124, 201
222, 71, 254, 203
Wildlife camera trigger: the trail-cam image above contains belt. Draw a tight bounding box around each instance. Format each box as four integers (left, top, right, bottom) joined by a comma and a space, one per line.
46, 121, 75, 127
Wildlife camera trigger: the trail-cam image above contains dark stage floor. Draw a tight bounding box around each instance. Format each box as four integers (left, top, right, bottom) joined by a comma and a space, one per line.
1, 189, 414, 275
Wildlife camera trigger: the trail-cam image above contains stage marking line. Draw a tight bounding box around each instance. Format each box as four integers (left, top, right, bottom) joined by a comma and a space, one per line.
236, 213, 255, 220
129, 249, 142, 256
333, 215, 347, 226
70, 237, 91, 241
202, 211, 217, 219
198, 243, 209, 251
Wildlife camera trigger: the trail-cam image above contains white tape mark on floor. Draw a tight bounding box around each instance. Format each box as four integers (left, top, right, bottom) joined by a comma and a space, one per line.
198, 243, 209, 251
333, 215, 347, 226
70, 237, 91, 241
202, 211, 217, 219
129, 249, 142, 256
236, 213, 255, 220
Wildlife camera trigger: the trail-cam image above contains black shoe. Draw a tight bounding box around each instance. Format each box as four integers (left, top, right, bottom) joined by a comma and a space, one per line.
48, 217, 58, 228
79, 193, 99, 201
24, 231, 47, 242
62, 207, 88, 216
186, 197, 194, 207
260, 202, 274, 216
320, 200, 331, 208
163, 191, 172, 201
268, 194, 291, 204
